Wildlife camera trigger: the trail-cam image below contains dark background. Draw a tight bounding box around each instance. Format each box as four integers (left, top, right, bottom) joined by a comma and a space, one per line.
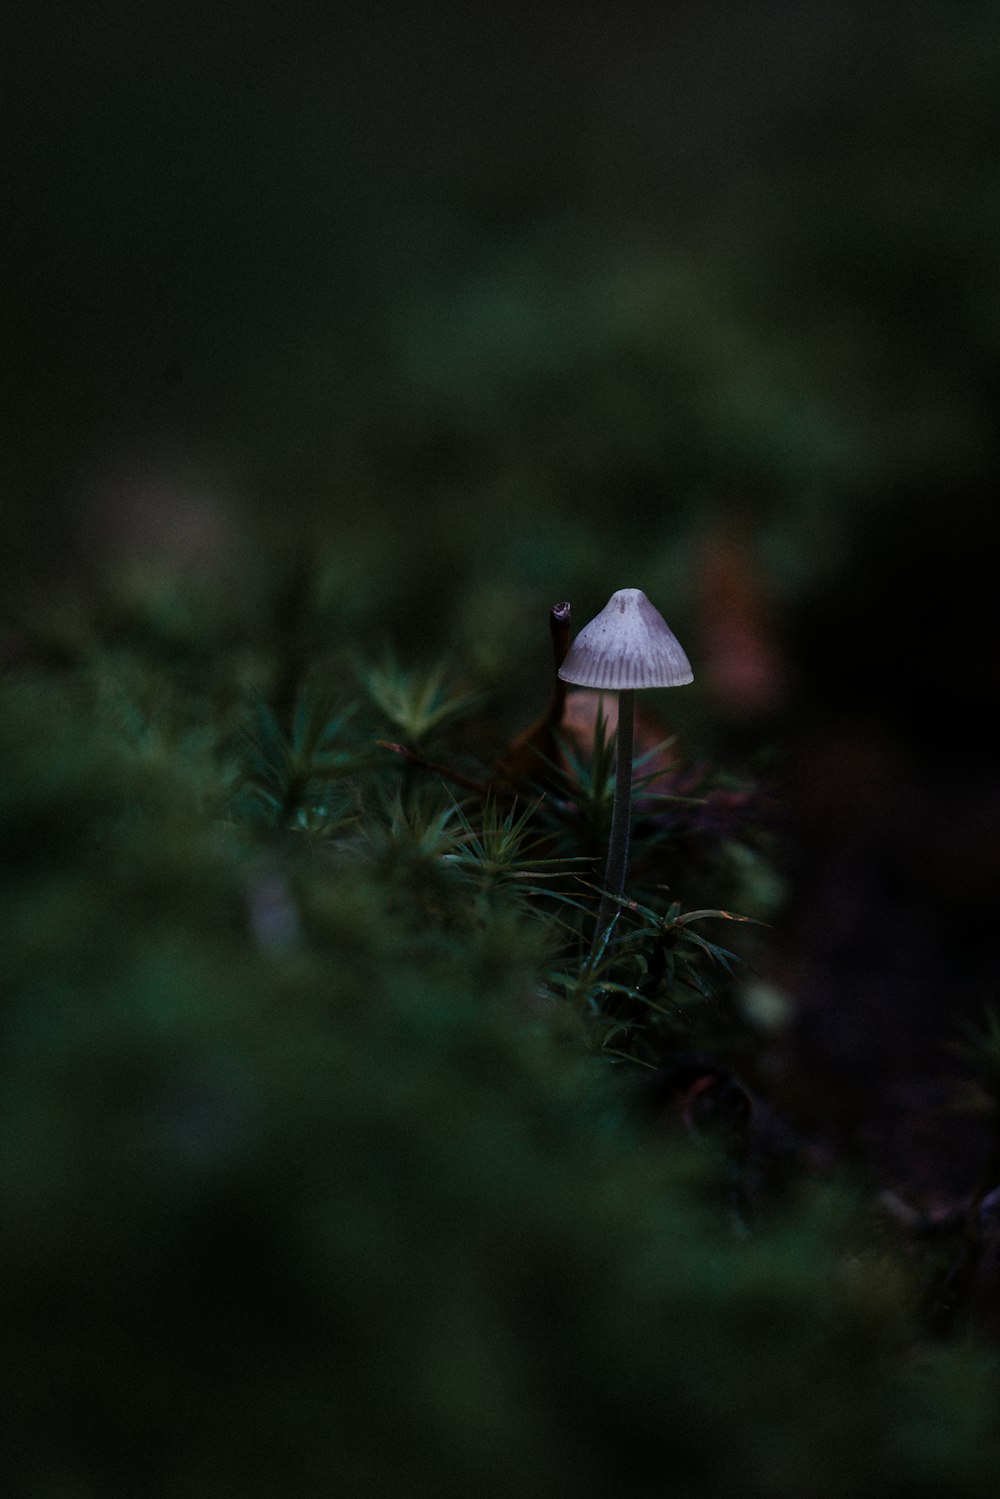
3, 1, 997, 613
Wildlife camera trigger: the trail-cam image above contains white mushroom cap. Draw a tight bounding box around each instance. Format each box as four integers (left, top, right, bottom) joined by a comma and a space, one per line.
557, 588, 693, 690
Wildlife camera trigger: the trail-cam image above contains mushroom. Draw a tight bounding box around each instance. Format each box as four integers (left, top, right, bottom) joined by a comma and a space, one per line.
558, 588, 693, 946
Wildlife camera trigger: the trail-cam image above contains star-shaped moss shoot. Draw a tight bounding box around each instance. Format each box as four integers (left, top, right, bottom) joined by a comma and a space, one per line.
558, 588, 693, 948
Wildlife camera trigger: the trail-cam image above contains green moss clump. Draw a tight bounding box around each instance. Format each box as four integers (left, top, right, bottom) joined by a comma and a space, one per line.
1, 633, 998, 1498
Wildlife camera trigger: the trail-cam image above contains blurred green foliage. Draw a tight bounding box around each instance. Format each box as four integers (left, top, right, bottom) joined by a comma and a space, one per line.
0, 602, 999, 1495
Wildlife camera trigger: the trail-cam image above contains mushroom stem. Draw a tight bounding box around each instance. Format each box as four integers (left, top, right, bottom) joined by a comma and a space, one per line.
594, 688, 635, 946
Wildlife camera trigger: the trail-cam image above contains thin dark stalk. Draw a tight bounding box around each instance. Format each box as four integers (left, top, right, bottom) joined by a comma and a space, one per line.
593, 689, 635, 950
377, 739, 487, 796
547, 602, 572, 728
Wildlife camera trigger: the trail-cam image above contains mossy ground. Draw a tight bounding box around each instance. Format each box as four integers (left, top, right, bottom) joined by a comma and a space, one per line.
3, 569, 1000, 1499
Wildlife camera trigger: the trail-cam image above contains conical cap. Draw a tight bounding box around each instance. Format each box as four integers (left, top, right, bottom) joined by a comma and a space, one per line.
558, 588, 693, 690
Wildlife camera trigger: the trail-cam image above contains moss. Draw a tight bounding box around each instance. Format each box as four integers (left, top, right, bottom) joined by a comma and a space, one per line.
2, 595, 999, 1498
